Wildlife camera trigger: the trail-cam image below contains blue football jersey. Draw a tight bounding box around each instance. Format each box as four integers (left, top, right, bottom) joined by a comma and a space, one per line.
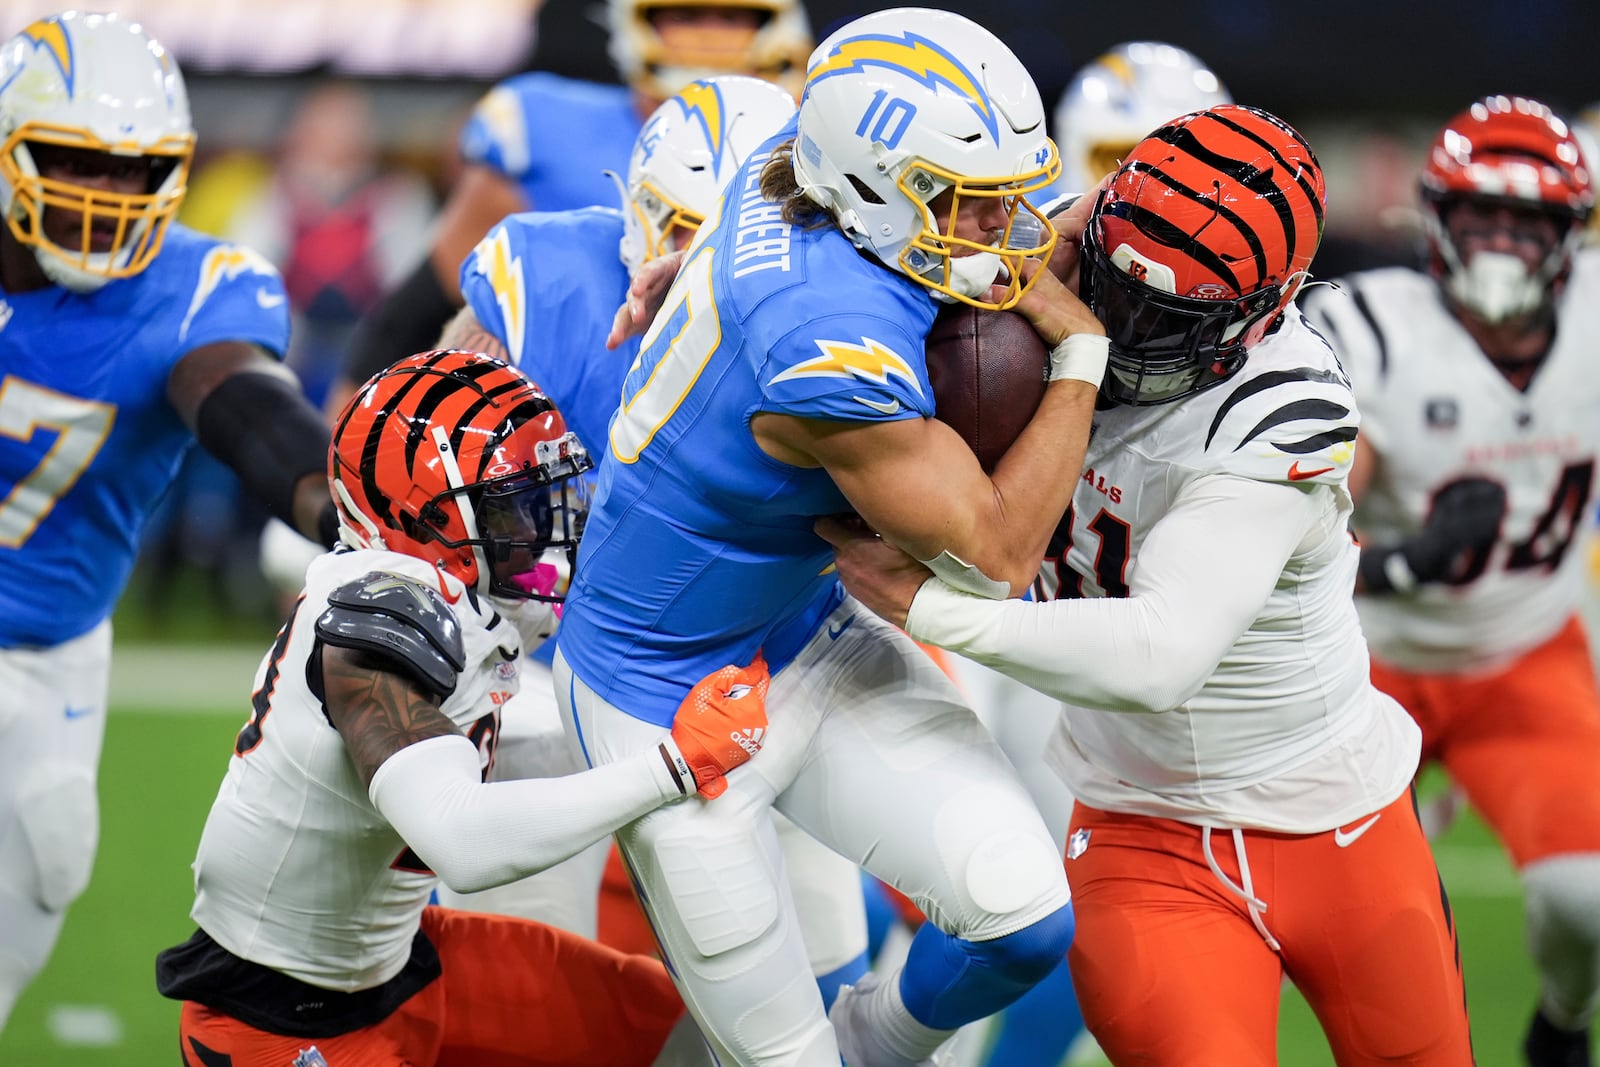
459, 207, 636, 454
559, 133, 940, 725
0, 226, 290, 647
458, 72, 641, 212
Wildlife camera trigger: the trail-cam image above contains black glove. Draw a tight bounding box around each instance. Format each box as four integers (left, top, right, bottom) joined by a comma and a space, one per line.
1359, 477, 1507, 593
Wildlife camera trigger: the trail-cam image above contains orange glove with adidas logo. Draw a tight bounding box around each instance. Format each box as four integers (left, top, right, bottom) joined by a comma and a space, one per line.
659, 652, 770, 798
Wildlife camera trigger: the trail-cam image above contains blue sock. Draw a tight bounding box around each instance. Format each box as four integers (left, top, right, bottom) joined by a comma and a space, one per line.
815, 950, 870, 1012
983, 954, 1083, 1066
897, 902, 1075, 1030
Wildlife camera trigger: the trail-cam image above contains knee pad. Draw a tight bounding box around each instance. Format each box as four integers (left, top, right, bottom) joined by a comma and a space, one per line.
935, 786, 1068, 938
0, 765, 99, 913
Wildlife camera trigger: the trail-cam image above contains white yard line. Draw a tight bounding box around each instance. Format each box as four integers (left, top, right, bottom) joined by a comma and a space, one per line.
109, 644, 261, 712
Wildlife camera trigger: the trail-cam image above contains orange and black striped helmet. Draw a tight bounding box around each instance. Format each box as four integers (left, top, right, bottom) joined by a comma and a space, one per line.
1082, 104, 1326, 405
1419, 96, 1593, 323
329, 351, 593, 601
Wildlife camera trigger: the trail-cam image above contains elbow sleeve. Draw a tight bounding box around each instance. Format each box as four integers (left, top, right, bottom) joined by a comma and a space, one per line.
194, 371, 330, 534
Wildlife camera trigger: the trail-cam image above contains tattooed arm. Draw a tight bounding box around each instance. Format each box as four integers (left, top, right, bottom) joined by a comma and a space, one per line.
321, 643, 689, 893
436, 306, 510, 363
323, 645, 459, 787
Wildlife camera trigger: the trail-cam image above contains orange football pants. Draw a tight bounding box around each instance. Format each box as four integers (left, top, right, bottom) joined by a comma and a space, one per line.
177, 906, 685, 1067
1064, 792, 1473, 1066
1371, 615, 1600, 867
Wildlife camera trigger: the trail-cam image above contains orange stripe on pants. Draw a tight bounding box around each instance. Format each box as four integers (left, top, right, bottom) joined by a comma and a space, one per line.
1064, 792, 1473, 1066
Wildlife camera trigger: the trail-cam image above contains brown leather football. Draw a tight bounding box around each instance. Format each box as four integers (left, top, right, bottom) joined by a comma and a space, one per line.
924, 305, 1049, 472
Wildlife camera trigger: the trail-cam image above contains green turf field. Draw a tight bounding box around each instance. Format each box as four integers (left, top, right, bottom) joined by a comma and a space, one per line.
0, 645, 1589, 1066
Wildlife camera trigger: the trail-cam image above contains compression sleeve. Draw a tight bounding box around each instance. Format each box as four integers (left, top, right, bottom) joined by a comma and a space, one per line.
368, 734, 681, 894
906, 474, 1324, 712
195, 371, 331, 535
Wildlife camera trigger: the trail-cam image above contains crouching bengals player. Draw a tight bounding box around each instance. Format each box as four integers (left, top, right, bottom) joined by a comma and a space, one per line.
158, 350, 767, 1067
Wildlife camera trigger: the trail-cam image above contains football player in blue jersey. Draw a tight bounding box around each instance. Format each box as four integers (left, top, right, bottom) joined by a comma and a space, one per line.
447, 74, 875, 1011
0, 12, 336, 1031
335, 0, 812, 412
552, 9, 1111, 1065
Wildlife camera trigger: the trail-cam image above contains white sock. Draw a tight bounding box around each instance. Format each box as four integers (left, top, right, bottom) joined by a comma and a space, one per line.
868, 967, 956, 1063
1524, 853, 1600, 1031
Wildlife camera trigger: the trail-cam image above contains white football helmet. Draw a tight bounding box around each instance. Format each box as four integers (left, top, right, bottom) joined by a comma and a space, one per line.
1052, 41, 1230, 195
0, 12, 194, 292
792, 8, 1059, 311
618, 75, 797, 275
607, 0, 812, 103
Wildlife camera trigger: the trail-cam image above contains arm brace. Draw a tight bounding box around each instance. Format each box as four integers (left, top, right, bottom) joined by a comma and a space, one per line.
368, 734, 681, 894
907, 474, 1323, 711
194, 371, 331, 534
343, 258, 458, 387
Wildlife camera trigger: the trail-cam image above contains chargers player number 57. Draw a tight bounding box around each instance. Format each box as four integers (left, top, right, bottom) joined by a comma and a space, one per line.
0, 377, 115, 548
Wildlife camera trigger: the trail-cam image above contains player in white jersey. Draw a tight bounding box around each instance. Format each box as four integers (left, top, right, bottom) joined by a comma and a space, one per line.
823, 105, 1475, 1066
1303, 94, 1600, 1067
943, 41, 1235, 1067
157, 350, 771, 1067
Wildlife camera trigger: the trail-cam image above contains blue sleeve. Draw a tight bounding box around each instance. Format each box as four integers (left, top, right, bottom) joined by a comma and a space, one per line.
459, 81, 529, 177
461, 221, 524, 366
175, 243, 291, 358
758, 314, 934, 423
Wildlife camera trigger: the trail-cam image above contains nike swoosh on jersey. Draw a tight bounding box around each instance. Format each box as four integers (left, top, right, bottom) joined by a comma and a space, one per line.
828, 615, 856, 640
255, 288, 287, 309
855, 396, 901, 416
431, 564, 463, 604
1333, 813, 1381, 847
1288, 461, 1335, 481
64, 705, 96, 720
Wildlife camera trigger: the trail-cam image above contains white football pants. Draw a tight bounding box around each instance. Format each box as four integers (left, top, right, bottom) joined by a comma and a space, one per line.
0, 622, 110, 1034
557, 598, 1069, 1067
438, 658, 869, 975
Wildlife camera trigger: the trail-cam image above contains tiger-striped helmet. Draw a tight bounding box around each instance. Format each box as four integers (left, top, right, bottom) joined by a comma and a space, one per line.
1082, 103, 1325, 405
329, 351, 593, 601
1419, 95, 1593, 323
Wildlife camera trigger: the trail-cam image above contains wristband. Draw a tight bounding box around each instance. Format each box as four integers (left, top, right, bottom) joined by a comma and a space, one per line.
1047, 334, 1110, 386
658, 738, 695, 796
1358, 544, 1418, 595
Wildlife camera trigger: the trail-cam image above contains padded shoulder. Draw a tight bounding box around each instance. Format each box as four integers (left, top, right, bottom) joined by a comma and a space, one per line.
315, 572, 467, 700
1200, 330, 1359, 490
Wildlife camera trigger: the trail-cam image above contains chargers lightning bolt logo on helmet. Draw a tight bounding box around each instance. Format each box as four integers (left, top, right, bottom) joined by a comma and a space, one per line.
17, 19, 74, 96
805, 33, 997, 143
674, 79, 727, 173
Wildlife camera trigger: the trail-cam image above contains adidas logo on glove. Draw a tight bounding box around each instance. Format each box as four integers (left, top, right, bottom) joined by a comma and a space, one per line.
731, 726, 765, 756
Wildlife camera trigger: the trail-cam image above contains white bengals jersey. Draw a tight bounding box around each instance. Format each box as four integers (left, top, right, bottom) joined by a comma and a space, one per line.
189, 548, 526, 991
1038, 310, 1420, 831
1304, 253, 1600, 673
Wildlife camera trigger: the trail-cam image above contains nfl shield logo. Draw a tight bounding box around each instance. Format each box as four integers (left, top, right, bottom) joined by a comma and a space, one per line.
1066, 827, 1091, 860
293, 1048, 328, 1067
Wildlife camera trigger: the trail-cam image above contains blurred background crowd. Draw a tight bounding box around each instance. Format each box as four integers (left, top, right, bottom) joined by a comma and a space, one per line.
0, 0, 1593, 636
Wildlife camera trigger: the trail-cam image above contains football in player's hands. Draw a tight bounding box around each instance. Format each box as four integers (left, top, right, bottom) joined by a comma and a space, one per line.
925, 305, 1049, 472
661, 653, 771, 798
